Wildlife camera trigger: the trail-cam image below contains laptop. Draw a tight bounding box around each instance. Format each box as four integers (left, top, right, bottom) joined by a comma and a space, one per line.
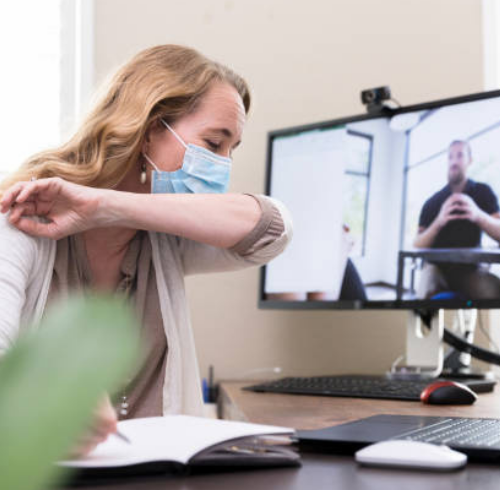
296, 414, 500, 462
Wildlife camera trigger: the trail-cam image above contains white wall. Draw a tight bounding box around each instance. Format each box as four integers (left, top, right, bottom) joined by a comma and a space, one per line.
91, 0, 487, 380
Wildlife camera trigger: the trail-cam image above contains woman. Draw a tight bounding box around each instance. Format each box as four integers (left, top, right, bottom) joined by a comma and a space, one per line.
0, 45, 292, 454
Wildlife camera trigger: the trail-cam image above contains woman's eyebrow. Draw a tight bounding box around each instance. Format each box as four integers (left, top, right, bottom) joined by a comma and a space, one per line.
206, 127, 233, 138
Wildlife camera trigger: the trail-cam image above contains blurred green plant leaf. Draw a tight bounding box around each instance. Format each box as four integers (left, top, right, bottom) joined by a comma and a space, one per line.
0, 295, 140, 490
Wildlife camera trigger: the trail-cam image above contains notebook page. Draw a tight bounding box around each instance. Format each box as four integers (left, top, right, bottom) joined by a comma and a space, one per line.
61, 415, 294, 467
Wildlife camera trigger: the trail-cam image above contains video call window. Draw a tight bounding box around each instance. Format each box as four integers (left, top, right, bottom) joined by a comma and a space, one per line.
263, 93, 500, 307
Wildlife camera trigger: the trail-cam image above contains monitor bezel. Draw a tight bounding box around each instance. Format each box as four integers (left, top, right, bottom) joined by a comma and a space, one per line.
259, 88, 500, 311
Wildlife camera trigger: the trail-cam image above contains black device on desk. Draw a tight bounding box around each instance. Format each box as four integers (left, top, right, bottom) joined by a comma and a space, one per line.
258, 87, 500, 397
297, 414, 500, 463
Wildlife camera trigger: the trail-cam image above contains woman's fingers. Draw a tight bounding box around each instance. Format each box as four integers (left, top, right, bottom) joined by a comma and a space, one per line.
69, 396, 118, 458
6, 201, 58, 238
1, 181, 39, 212
14, 178, 55, 204
0, 182, 25, 212
68, 435, 108, 459
1, 178, 63, 213
77, 429, 110, 445
11, 216, 56, 239
95, 396, 118, 434
2, 177, 104, 239
16, 181, 40, 204
8, 201, 38, 222
74, 431, 108, 448
7, 202, 61, 239
1, 178, 65, 239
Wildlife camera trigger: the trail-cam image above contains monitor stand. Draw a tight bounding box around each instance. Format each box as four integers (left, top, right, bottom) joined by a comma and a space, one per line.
387, 309, 444, 380
441, 309, 495, 381
387, 309, 494, 381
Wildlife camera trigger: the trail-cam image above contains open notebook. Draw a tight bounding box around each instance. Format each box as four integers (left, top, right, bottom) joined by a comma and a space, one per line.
61, 415, 299, 478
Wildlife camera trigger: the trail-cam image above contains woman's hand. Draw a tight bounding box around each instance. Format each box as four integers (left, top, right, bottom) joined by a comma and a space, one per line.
0, 177, 105, 240
69, 395, 118, 458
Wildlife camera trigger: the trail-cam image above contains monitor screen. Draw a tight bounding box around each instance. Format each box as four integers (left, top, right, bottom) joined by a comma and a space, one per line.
260, 90, 500, 310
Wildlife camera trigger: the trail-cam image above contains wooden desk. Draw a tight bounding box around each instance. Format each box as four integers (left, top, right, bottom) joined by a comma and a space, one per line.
218, 381, 500, 429
64, 383, 500, 490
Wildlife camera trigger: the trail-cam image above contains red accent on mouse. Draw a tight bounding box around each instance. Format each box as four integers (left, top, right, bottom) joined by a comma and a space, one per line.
420, 380, 477, 405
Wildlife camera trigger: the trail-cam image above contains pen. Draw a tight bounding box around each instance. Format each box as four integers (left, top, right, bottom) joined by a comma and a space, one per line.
113, 430, 132, 444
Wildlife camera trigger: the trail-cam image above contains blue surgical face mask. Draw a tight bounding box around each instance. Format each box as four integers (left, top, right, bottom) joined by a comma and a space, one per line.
144, 120, 232, 194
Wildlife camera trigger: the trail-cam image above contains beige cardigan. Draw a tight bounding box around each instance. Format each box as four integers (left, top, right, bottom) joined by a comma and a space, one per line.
0, 196, 292, 416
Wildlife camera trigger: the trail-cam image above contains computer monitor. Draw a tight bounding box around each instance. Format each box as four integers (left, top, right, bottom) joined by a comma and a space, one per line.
260, 89, 500, 312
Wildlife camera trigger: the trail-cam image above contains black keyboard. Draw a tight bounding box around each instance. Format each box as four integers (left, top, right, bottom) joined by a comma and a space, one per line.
396, 418, 500, 448
244, 375, 495, 401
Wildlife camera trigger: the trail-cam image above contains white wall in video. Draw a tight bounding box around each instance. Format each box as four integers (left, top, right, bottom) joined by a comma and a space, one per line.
266, 127, 348, 298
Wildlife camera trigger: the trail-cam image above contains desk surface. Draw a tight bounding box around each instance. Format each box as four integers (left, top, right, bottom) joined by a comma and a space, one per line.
61, 453, 500, 490
218, 381, 500, 430
63, 382, 500, 490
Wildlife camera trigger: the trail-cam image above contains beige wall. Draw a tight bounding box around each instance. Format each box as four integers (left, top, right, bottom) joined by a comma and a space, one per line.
92, 0, 487, 381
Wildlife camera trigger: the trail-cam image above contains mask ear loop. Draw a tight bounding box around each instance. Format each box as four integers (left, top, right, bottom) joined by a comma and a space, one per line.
142, 152, 160, 172
161, 119, 188, 149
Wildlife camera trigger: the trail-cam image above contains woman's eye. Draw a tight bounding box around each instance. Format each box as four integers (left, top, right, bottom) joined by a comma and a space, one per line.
205, 140, 221, 151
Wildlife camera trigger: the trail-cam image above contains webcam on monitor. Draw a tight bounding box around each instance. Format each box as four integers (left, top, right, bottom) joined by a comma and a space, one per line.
361, 86, 393, 114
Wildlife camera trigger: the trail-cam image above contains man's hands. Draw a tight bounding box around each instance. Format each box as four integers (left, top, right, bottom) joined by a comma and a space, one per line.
414, 192, 486, 248
435, 193, 485, 229
0, 177, 106, 240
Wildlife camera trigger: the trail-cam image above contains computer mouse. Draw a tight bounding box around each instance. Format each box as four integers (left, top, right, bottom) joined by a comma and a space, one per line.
355, 440, 467, 470
420, 380, 477, 405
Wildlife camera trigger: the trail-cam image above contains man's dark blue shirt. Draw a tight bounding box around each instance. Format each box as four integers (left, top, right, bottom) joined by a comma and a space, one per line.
418, 179, 499, 248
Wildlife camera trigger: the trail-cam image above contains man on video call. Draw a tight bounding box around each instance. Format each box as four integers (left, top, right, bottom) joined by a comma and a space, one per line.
414, 139, 500, 299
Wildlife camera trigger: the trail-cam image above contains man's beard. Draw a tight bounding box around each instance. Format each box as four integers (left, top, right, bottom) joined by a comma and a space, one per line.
448, 169, 465, 187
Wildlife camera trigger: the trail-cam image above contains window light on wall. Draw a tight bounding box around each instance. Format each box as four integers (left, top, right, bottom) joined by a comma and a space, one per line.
0, 1, 62, 178
0, 0, 92, 181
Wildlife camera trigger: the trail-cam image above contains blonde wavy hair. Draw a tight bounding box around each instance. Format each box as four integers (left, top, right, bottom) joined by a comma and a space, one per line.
0, 45, 250, 192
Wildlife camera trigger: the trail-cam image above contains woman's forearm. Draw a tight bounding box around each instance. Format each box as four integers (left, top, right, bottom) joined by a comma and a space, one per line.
99, 191, 262, 248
